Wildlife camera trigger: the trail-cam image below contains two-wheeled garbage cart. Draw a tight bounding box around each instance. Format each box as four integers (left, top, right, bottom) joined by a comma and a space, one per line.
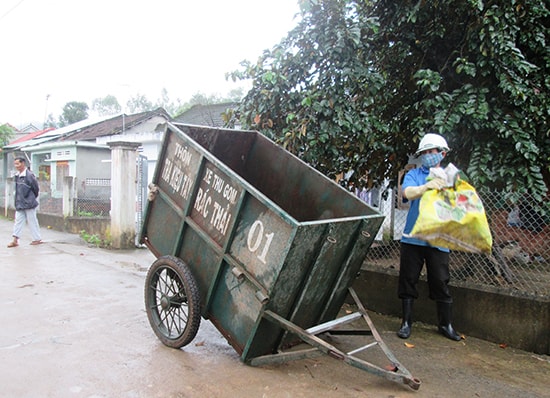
140, 123, 421, 390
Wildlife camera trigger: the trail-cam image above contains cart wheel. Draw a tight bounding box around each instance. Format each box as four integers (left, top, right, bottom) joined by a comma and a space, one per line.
145, 255, 201, 348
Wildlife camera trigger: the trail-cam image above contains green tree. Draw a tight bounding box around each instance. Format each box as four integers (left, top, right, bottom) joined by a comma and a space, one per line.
174, 92, 224, 116
59, 101, 89, 126
230, 0, 549, 201
91, 95, 122, 116
43, 113, 58, 129
173, 91, 243, 121
126, 93, 154, 114
0, 123, 15, 146
154, 88, 183, 116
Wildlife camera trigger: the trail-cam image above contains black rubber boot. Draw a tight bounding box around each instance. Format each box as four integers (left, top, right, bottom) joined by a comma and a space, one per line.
437, 302, 462, 341
397, 299, 414, 339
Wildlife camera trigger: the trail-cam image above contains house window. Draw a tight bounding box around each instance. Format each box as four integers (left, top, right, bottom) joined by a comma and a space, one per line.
55, 150, 71, 157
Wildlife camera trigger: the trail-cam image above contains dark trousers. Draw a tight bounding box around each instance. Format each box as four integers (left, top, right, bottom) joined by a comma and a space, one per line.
398, 242, 452, 303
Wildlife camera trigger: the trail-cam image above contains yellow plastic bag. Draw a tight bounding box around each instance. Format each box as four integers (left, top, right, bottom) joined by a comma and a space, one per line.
410, 179, 493, 253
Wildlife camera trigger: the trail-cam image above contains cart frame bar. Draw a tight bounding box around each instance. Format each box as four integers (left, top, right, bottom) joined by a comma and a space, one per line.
249, 287, 421, 391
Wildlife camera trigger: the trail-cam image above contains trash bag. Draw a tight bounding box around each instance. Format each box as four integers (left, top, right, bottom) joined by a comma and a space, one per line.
409, 179, 493, 254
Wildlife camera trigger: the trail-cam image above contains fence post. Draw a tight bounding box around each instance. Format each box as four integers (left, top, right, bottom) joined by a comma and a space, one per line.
108, 141, 141, 249
4, 177, 14, 217
62, 176, 75, 217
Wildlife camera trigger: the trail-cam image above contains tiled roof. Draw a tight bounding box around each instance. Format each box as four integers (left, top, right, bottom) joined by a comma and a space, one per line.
173, 102, 237, 128
59, 108, 170, 141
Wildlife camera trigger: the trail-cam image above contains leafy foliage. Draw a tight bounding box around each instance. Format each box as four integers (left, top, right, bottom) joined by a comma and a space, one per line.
154, 88, 183, 117
126, 88, 185, 116
230, 0, 549, 200
59, 101, 89, 127
92, 95, 122, 116
0, 123, 15, 146
126, 93, 154, 114
43, 113, 58, 129
173, 89, 245, 117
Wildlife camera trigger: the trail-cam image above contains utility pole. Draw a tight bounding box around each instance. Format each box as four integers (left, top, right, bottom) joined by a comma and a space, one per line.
43, 94, 50, 128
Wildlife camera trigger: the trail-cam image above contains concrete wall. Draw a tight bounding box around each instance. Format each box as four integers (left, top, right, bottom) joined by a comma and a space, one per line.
75, 147, 110, 178
2, 207, 109, 237
352, 269, 550, 355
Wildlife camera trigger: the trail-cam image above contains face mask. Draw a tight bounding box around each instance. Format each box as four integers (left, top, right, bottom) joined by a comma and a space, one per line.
421, 152, 444, 168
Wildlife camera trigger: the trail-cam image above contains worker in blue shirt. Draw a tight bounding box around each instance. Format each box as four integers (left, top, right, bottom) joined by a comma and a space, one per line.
397, 133, 461, 341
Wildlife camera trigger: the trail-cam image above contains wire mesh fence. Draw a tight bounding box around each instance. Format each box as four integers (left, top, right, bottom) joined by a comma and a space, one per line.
363, 190, 550, 299
75, 178, 111, 217
30, 179, 111, 217
0, 180, 5, 208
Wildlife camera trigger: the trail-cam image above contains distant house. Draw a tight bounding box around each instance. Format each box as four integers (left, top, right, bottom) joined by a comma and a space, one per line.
1, 127, 54, 180
173, 102, 238, 128
7, 127, 55, 147
18, 123, 41, 133
2, 108, 171, 203
59, 107, 171, 185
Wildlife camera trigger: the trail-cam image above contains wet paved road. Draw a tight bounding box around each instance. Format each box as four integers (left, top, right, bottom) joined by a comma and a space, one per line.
0, 218, 548, 397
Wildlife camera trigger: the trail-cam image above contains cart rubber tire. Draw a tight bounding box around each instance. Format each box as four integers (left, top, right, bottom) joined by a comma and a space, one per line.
145, 255, 201, 348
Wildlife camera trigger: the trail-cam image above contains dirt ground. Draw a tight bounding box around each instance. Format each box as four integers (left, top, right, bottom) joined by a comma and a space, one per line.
0, 217, 548, 397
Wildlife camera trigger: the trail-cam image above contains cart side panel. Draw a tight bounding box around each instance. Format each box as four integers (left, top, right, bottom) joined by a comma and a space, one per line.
203, 195, 299, 356
241, 224, 330, 360
189, 160, 244, 247
155, 130, 202, 208
143, 194, 183, 257
177, 124, 255, 177
177, 226, 223, 311
141, 127, 202, 256
242, 132, 379, 222
228, 195, 295, 291
208, 260, 265, 355
284, 221, 363, 330
319, 216, 384, 322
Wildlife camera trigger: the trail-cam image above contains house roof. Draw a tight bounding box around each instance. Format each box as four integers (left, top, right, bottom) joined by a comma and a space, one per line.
18, 124, 40, 133
3, 108, 170, 152
173, 102, 237, 128
7, 127, 55, 146
59, 108, 170, 141
22, 140, 111, 152
3, 115, 116, 151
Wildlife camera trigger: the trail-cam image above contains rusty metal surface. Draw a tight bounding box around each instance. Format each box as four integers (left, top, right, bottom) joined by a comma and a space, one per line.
140, 123, 384, 361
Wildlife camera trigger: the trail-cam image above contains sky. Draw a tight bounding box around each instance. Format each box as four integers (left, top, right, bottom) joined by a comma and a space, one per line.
0, 0, 301, 129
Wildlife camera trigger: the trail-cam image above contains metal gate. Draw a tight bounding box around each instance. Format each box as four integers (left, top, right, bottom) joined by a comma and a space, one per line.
135, 154, 148, 246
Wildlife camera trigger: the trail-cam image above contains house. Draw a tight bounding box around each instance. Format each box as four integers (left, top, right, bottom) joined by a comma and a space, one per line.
59, 107, 171, 186
10, 123, 41, 143
1, 127, 54, 181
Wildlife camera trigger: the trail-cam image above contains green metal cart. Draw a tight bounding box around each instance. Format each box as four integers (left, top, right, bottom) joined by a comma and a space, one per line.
140, 123, 421, 390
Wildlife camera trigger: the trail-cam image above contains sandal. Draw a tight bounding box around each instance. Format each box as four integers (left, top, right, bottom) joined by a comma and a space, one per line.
7, 241, 18, 248
30, 240, 43, 245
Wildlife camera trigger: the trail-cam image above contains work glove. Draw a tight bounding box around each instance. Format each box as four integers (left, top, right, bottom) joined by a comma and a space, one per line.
425, 177, 447, 191
403, 177, 447, 200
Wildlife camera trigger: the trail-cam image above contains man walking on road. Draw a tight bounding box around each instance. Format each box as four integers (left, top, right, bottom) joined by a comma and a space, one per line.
7, 157, 42, 247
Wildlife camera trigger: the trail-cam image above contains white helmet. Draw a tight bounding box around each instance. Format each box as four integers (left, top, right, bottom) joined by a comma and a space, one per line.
415, 133, 450, 156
